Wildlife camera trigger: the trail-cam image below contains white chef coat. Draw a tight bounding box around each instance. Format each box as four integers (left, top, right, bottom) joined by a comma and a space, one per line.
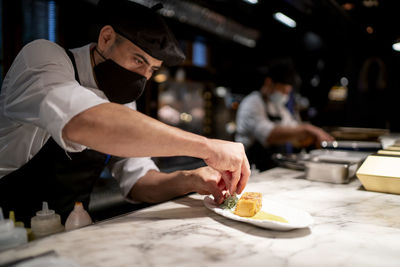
235, 91, 298, 149
0, 39, 158, 198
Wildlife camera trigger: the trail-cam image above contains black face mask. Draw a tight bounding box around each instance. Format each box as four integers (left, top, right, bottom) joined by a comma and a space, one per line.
93, 52, 147, 104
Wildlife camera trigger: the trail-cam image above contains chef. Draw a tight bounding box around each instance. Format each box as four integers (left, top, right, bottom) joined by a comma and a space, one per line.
235, 59, 333, 171
0, 0, 250, 225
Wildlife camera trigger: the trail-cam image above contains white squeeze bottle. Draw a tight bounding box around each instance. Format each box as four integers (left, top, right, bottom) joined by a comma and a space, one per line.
0, 207, 27, 251
65, 202, 92, 231
31, 202, 64, 239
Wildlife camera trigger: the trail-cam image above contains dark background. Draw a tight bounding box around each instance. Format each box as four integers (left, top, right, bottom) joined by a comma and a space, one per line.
2, 0, 400, 132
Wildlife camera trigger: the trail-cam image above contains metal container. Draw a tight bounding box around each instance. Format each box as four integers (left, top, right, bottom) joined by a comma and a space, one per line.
272, 150, 364, 184
304, 159, 358, 184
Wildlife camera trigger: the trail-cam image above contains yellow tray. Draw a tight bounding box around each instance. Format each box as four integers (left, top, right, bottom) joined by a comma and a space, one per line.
378, 150, 400, 156
356, 154, 400, 195
384, 146, 400, 151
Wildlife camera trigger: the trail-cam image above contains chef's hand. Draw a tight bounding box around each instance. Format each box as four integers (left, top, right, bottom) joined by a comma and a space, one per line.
295, 124, 334, 148
188, 166, 227, 204
203, 139, 250, 196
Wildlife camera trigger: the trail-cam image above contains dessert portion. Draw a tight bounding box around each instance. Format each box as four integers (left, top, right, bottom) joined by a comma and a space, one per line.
218, 192, 288, 223
234, 192, 262, 217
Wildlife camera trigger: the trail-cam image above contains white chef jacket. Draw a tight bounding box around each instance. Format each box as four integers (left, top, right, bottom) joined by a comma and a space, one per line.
0, 39, 159, 198
235, 91, 298, 149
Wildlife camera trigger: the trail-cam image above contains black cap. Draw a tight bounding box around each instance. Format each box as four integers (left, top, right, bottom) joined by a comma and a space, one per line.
97, 0, 185, 66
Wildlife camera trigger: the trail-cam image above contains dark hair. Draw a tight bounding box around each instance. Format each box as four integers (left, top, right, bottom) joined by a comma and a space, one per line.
261, 58, 298, 86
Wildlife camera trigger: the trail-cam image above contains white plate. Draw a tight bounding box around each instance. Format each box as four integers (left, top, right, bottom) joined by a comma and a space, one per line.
203, 195, 314, 231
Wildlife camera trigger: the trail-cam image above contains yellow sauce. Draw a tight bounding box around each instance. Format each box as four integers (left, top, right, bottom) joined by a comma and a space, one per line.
250, 211, 288, 223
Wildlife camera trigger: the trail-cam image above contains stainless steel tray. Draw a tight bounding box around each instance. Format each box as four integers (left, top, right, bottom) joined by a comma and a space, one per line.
272, 153, 312, 170
272, 152, 361, 184
304, 159, 358, 184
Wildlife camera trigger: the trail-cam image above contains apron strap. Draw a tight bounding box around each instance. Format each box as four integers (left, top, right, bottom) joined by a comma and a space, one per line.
65, 49, 81, 84
64, 48, 111, 166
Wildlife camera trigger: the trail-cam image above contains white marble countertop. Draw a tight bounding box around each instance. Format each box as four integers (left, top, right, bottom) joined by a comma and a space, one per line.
1, 167, 400, 267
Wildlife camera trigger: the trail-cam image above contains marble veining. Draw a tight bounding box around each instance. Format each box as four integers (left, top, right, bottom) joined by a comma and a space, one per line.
1, 167, 400, 266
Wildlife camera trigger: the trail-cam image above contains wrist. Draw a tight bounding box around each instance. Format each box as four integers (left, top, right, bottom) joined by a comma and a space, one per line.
179, 170, 197, 194
198, 137, 213, 161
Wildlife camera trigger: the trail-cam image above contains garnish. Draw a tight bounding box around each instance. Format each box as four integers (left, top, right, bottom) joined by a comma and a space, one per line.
219, 193, 238, 210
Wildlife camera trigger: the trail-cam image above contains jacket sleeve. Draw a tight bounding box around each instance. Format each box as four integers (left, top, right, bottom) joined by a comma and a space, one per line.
1, 39, 108, 151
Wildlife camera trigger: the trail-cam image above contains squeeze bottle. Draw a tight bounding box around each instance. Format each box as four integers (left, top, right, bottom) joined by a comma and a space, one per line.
65, 202, 92, 231
30, 202, 64, 239
0, 207, 27, 251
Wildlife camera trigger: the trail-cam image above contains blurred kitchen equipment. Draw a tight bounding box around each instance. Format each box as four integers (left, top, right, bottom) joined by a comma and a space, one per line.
326, 127, 389, 141
272, 152, 312, 170
309, 149, 371, 162
320, 140, 382, 152
356, 145, 400, 195
378, 133, 400, 149
0, 207, 27, 251
273, 149, 369, 184
304, 159, 358, 184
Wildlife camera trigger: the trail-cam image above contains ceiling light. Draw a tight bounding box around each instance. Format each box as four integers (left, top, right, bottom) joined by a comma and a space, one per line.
363, 0, 379, 8
154, 68, 170, 83
340, 77, 349, 87
273, 12, 296, 28
366, 26, 374, 34
215, 86, 228, 98
243, 0, 258, 4
342, 3, 355, 10
392, 42, 400, 52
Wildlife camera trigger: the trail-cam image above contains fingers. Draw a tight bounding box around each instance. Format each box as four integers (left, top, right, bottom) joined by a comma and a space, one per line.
305, 125, 334, 144
325, 133, 335, 141
237, 158, 250, 194
230, 169, 240, 195
209, 173, 225, 204
194, 167, 225, 204
221, 171, 233, 195
315, 128, 334, 142
217, 179, 226, 190
203, 139, 250, 195
211, 188, 224, 205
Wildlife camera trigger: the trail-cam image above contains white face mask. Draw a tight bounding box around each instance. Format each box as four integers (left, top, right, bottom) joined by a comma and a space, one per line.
269, 91, 289, 106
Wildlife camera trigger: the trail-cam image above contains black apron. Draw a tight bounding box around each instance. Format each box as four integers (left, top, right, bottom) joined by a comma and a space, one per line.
0, 49, 110, 226
246, 114, 287, 172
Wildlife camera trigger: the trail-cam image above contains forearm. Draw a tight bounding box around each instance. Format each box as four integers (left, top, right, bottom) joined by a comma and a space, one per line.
266, 126, 303, 145
62, 103, 210, 158
129, 170, 194, 203
63, 103, 251, 195
266, 124, 333, 147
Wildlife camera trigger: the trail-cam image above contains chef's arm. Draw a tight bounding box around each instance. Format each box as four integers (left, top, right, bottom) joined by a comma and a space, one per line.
63, 103, 207, 158
62, 103, 250, 195
129, 167, 226, 204
266, 124, 334, 147
266, 126, 302, 145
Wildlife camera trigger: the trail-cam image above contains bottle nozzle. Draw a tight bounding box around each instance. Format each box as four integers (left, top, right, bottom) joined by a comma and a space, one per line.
9, 211, 15, 223
37, 201, 55, 216
74, 201, 83, 210
0, 207, 4, 221
43, 202, 48, 211
0, 206, 13, 230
